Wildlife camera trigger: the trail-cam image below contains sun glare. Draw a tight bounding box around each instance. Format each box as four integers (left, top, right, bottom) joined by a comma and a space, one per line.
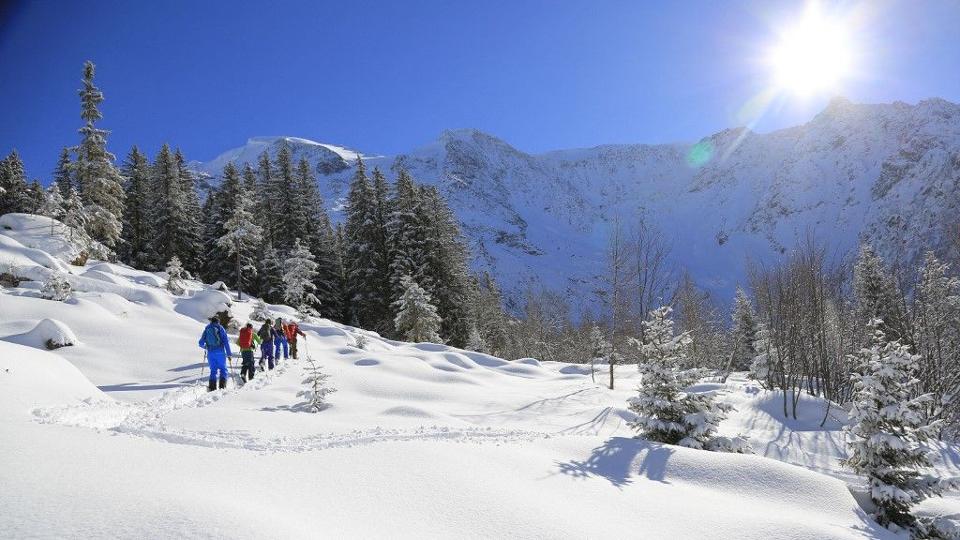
769, 3, 854, 97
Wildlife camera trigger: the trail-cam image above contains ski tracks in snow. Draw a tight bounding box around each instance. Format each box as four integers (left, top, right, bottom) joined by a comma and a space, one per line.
32, 360, 553, 453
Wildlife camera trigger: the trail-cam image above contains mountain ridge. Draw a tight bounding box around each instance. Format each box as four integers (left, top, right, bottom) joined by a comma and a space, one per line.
192, 97, 960, 312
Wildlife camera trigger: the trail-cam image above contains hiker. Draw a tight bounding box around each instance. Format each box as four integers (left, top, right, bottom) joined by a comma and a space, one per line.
274, 318, 289, 361
237, 322, 261, 382
284, 320, 307, 359
257, 318, 276, 370
198, 316, 232, 391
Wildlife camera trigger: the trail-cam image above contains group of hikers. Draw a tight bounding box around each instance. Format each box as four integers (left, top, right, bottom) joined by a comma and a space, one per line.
197, 315, 306, 392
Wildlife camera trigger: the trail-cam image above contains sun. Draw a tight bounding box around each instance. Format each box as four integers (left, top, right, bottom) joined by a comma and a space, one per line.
768, 3, 854, 97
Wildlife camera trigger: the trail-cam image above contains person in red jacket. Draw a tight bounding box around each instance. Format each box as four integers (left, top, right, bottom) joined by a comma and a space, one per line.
285, 321, 307, 359
237, 323, 258, 382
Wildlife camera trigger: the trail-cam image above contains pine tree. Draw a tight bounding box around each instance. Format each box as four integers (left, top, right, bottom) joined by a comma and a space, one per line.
393, 275, 443, 343
119, 146, 151, 266
147, 144, 202, 271
749, 322, 777, 389
62, 187, 88, 242
165, 256, 187, 295
628, 306, 733, 449
419, 185, 473, 346
344, 158, 382, 329
283, 238, 320, 316
298, 355, 336, 412
0, 151, 30, 215
255, 150, 278, 248
258, 243, 285, 304
69, 61, 125, 248
854, 245, 907, 344
589, 325, 611, 384
466, 325, 487, 353
25, 180, 46, 214
216, 177, 262, 301
843, 320, 954, 536
294, 157, 342, 319
250, 298, 272, 322
40, 273, 72, 301
40, 185, 65, 235
271, 144, 296, 253
52, 147, 74, 198
474, 272, 509, 356
730, 287, 758, 370
388, 168, 429, 299
913, 252, 960, 430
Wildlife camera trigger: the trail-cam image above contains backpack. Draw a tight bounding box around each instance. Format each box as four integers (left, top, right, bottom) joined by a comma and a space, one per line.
258, 324, 271, 342
239, 327, 254, 349
203, 324, 222, 349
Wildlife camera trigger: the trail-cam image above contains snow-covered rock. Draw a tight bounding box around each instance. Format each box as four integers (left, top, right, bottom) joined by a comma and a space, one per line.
193, 98, 960, 310
175, 288, 232, 322
2, 318, 80, 350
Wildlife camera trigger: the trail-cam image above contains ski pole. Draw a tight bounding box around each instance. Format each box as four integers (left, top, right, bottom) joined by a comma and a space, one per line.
199, 350, 207, 385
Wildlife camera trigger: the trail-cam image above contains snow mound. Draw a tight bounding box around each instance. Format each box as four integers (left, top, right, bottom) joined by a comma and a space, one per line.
2, 318, 79, 350
175, 288, 232, 322
0, 340, 106, 411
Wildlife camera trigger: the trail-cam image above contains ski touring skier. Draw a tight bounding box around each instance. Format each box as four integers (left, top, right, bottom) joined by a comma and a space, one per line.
274, 318, 289, 362
198, 316, 233, 391
258, 319, 276, 370
237, 322, 261, 382
285, 320, 307, 359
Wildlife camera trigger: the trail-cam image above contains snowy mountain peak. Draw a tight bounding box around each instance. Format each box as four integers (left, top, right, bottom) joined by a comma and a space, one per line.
193, 98, 960, 311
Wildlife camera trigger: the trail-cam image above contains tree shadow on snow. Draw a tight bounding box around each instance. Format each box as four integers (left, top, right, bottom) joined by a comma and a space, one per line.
259, 402, 332, 413
556, 437, 674, 489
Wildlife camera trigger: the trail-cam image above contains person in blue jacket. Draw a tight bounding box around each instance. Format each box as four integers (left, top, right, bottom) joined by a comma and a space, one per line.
199, 316, 233, 391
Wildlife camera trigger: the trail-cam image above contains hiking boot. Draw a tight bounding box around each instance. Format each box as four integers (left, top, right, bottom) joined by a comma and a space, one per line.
218, 378, 227, 390
207, 379, 216, 392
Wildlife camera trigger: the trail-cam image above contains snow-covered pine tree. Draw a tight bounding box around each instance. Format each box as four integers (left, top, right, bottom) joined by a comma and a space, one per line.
466, 324, 487, 353
25, 180, 46, 215
628, 306, 735, 450
730, 286, 758, 371
119, 146, 151, 267
843, 320, 955, 536
254, 150, 278, 248
913, 252, 960, 432
344, 158, 383, 330
418, 184, 473, 347
40, 185, 65, 235
215, 164, 262, 301
146, 145, 202, 271
854, 245, 908, 344
250, 298, 271, 321
589, 325, 611, 384
270, 144, 296, 253
0, 151, 31, 216
298, 354, 336, 412
393, 275, 443, 343
61, 187, 88, 242
52, 147, 74, 199
283, 238, 320, 317
749, 322, 777, 389
474, 272, 510, 356
165, 256, 188, 295
257, 243, 285, 304
293, 157, 343, 320
388, 168, 429, 299
40, 273, 72, 301
69, 61, 125, 248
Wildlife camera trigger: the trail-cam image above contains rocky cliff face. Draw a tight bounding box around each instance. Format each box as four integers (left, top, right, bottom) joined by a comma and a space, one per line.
192, 98, 960, 311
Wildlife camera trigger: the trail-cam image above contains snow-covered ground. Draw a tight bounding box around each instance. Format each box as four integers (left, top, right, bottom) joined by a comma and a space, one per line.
2, 213, 958, 538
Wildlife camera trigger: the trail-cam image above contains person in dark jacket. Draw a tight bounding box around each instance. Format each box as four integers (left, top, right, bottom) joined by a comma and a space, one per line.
198, 316, 233, 391
257, 319, 276, 370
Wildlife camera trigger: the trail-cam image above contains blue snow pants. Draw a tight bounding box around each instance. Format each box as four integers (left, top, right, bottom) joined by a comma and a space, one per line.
260, 341, 275, 370
207, 349, 229, 382
275, 336, 288, 361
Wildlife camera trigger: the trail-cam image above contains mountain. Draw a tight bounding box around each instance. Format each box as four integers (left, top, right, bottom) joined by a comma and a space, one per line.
192, 98, 960, 313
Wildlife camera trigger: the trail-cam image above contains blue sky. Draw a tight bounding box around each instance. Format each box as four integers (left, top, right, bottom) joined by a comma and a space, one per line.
1, 0, 958, 181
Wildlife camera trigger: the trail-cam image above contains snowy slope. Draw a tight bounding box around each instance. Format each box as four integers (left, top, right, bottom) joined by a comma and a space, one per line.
192, 98, 960, 310
3, 214, 959, 538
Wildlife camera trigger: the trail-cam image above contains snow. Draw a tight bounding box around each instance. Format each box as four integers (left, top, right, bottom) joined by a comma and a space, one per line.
1, 317, 79, 349
1, 222, 957, 537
